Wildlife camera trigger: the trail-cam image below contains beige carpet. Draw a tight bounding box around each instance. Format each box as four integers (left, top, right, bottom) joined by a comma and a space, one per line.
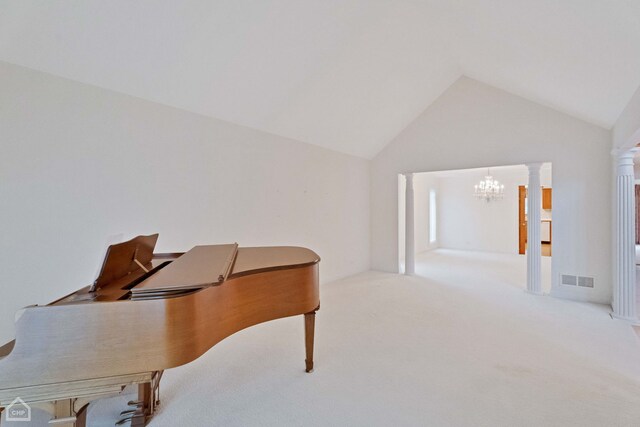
73, 249, 640, 426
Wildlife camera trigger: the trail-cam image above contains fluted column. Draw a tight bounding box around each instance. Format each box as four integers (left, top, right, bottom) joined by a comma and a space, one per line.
612, 148, 637, 321
405, 173, 415, 275
526, 163, 543, 295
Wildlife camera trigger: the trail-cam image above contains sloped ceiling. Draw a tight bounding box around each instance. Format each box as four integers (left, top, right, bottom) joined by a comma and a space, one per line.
1, 1, 639, 158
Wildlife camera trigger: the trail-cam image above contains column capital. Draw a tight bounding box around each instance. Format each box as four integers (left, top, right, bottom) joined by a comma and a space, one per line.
612, 147, 637, 175
526, 162, 544, 172
612, 147, 638, 165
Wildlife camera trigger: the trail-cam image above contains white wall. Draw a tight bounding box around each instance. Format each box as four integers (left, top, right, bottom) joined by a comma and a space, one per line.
0, 62, 370, 344
436, 165, 551, 254
614, 85, 640, 148
372, 77, 612, 304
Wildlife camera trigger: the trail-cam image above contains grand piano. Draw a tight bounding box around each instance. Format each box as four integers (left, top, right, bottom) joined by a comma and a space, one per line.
0, 235, 320, 426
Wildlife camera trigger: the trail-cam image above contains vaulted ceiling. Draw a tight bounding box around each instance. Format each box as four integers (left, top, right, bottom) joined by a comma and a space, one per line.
1, 1, 639, 158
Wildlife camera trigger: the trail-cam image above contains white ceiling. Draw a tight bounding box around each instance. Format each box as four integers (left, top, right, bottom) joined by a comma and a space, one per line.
1, 1, 639, 159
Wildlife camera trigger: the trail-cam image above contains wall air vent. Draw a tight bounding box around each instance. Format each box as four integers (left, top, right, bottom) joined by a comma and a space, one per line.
561, 274, 577, 286
578, 276, 594, 288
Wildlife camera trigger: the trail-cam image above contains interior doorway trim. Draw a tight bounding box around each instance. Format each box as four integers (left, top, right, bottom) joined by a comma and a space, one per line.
525, 163, 544, 295
400, 164, 548, 291
518, 185, 527, 254
404, 173, 415, 275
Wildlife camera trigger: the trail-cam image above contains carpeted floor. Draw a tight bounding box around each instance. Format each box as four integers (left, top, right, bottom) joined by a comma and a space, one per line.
83, 249, 640, 427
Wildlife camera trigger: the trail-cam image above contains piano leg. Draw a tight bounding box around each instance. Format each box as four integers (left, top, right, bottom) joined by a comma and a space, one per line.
305, 309, 317, 373
128, 371, 162, 427
75, 403, 89, 427
130, 382, 151, 427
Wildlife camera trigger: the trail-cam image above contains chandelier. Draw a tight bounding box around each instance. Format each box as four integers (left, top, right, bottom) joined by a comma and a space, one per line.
474, 169, 504, 202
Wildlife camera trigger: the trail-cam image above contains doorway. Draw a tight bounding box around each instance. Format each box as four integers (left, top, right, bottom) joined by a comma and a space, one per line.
399, 163, 552, 292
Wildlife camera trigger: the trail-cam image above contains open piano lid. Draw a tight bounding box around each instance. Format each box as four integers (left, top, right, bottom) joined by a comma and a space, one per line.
129, 243, 239, 300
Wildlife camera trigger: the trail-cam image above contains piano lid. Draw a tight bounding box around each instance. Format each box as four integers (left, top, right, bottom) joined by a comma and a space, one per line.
229, 246, 320, 278
131, 244, 238, 295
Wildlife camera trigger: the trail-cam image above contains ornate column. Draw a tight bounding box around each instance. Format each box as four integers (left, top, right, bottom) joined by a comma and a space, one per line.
526, 163, 543, 294
612, 148, 637, 321
405, 173, 415, 275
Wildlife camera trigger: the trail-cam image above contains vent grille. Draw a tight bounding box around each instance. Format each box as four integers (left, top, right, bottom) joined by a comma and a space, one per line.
578, 276, 594, 288
561, 275, 594, 288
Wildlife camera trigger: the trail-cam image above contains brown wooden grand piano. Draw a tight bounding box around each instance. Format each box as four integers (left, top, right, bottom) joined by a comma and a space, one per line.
0, 235, 320, 426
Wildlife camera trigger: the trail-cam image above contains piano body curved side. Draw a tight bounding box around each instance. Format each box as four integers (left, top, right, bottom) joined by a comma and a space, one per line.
0, 248, 319, 391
